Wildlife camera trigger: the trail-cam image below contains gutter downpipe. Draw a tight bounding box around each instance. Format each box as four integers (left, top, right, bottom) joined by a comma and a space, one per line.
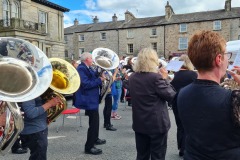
163, 25, 166, 58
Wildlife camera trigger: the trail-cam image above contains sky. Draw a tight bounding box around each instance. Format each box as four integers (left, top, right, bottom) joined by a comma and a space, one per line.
49, 0, 240, 28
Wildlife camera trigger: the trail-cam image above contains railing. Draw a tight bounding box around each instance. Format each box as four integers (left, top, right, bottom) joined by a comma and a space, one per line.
0, 18, 46, 34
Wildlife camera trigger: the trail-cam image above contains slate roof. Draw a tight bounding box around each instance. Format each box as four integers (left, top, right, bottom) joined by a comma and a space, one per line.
32, 0, 69, 12
65, 7, 240, 34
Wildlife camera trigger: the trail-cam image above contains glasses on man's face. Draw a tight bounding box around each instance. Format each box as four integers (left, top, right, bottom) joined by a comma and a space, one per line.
224, 52, 232, 60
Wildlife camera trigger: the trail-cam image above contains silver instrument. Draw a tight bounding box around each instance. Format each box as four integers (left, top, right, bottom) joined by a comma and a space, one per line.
0, 37, 53, 155
92, 48, 119, 103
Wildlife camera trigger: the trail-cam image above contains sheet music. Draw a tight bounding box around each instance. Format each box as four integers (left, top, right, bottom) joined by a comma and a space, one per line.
227, 40, 240, 70
166, 60, 184, 72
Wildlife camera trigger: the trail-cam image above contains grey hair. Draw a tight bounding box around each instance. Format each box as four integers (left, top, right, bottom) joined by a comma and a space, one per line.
80, 52, 92, 61
179, 54, 195, 70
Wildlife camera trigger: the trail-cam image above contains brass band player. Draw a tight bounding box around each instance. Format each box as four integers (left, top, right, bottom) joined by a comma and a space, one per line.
73, 52, 106, 155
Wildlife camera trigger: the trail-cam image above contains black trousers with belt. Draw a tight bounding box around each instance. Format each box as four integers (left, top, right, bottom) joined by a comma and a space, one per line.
85, 109, 99, 150
135, 132, 168, 160
103, 94, 112, 126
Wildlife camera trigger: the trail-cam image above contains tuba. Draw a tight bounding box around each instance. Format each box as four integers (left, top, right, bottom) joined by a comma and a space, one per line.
41, 58, 80, 124
92, 48, 119, 103
0, 37, 52, 155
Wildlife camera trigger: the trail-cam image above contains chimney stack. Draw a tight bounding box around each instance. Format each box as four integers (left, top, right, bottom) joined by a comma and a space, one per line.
225, 0, 231, 11
74, 18, 79, 26
165, 1, 175, 21
93, 16, 99, 23
124, 10, 135, 22
112, 13, 118, 22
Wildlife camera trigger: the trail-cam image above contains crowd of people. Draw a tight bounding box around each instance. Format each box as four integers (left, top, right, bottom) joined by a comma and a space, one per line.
1, 30, 240, 160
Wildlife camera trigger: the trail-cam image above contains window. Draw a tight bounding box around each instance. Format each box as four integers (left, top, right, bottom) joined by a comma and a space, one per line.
79, 48, 84, 56
3, 0, 10, 26
39, 11, 48, 32
65, 50, 68, 57
128, 44, 133, 53
179, 38, 188, 50
101, 32, 106, 40
127, 30, 134, 38
213, 21, 221, 30
180, 24, 187, 32
11, 2, 19, 18
151, 28, 157, 36
151, 43, 157, 51
39, 11, 47, 23
238, 35, 240, 40
64, 36, 68, 42
79, 35, 84, 41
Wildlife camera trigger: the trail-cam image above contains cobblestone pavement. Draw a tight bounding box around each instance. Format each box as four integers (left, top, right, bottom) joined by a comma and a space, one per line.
4, 100, 183, 160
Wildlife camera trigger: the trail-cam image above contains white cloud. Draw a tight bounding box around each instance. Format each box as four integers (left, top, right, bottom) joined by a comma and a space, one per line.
85, 0, 97, 10
64, 0, 240, 28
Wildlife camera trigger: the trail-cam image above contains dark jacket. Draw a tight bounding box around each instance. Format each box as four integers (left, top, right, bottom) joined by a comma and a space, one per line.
178, 79, 240, 160
129, 72, 176, 134
73, 62, 102, 110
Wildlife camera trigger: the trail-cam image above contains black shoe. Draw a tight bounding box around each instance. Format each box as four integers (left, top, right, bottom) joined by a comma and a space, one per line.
95, 138, 106, 145
12, 148, 28, 154
103, 124, 113, 128
120, 100, 124, 103
106, 125, 117, 131
85, 147, 102, 155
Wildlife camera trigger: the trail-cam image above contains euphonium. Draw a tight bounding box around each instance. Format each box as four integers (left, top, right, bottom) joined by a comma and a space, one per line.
92, 48, 120, 103
0, 101, 23, 155
41, 58, 80, 124
0, 37, 52, 155
220, 77, 240, 90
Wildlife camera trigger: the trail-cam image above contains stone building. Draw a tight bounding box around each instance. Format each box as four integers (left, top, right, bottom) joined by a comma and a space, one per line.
64, 0, 240, 59
0, 0, 69, 58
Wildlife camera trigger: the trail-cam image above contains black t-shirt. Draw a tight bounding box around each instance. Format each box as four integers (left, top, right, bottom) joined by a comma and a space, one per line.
171, 70, 197, 92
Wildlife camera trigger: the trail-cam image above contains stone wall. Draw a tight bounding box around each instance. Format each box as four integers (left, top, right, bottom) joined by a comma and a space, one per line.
0, 0, 65, 58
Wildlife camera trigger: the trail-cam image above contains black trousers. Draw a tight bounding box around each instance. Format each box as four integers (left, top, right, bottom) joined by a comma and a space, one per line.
21, 128, 48, 160
172, 98, 185, 153
11, 134, 27, 150
135, 132, 168, 160
85, 109, 99, 150
120, 87, 125, 101
103, 94, 112, 126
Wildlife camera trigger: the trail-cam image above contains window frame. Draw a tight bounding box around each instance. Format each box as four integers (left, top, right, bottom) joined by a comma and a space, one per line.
38, 10, 48, 33
100, 32, 106, 40
3, 0, 10, 26
11, 1, 19, 18
79, 48, 85, 56
151, 42, 157, 51
151, 28, 157, 36
213, 20, 221, 31
128, 44, 134, 53
79, 34, 85, 41
179, 24, 187, 33
178, 37, 188, 50
127, 30, 134, 38
64, 36, 68, 42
